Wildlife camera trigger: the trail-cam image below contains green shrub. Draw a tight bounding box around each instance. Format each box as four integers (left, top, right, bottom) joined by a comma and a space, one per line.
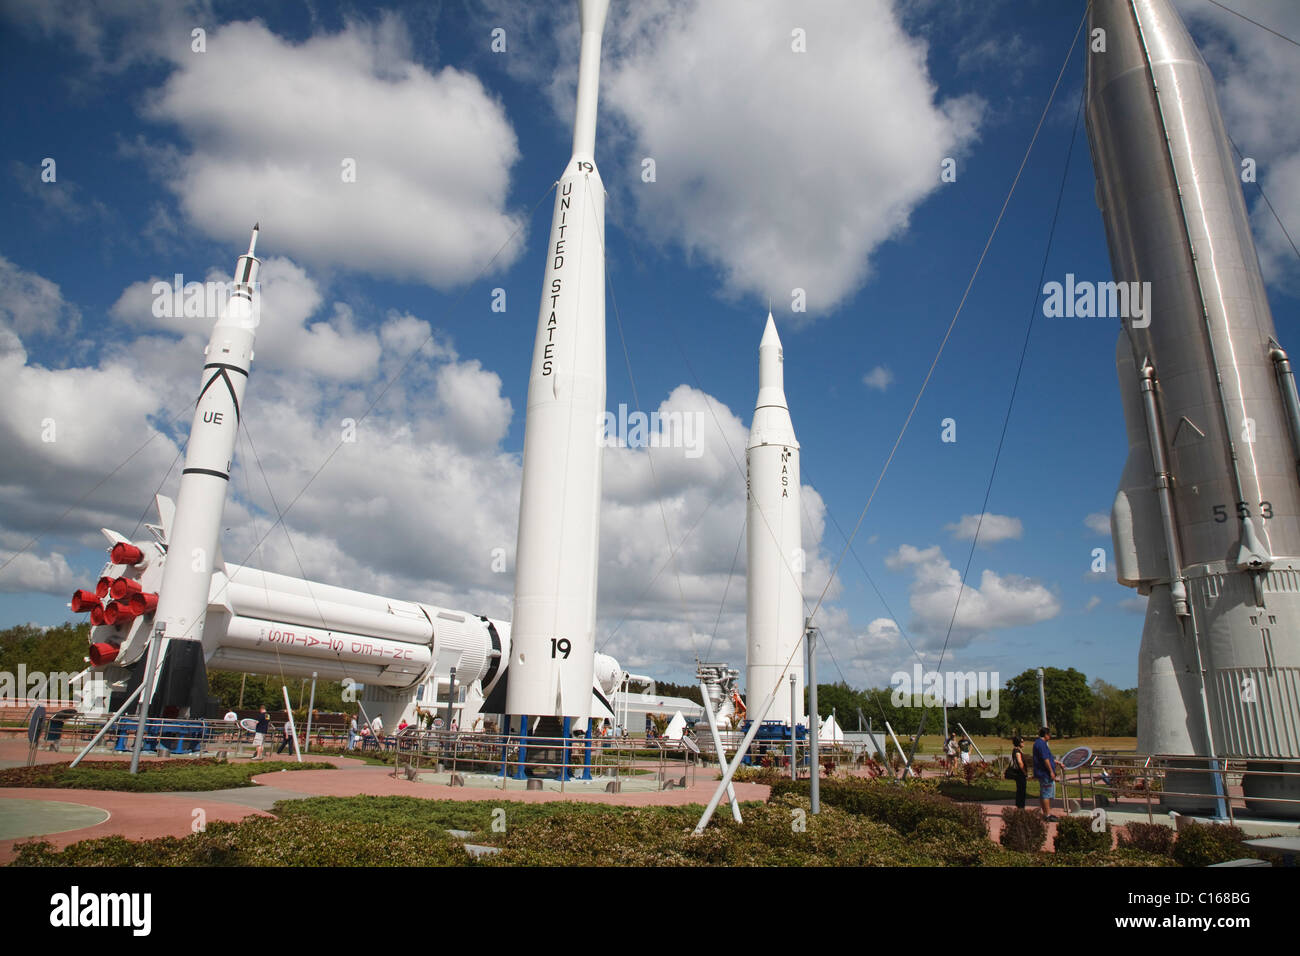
0, 758, 335, 792
1053, 814, 1111, 854
768, 778, 986, 837
1118, 822, 1175, 856
730, 765, 790, 785
999, 808, 1046, 852
484, 796, 992, 867
1173, 821, 1255, 867
12, 815, 472, 866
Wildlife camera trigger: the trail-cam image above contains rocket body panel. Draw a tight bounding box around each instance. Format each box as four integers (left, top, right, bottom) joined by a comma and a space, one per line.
745, 315, 804, 726
1089, 0, 1300, 785
1088, 0, 1300, 566
153, 309, 256, 645
506, 2, 608, 719
1112, 336, 1170, 586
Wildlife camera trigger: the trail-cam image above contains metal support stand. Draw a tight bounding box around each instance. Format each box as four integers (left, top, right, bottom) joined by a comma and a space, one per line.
282, 685, 302, 762
957, 721, 986, 761
70, 682, 144, 768
885, 720, 914, 779
789, 673, 797, 781
700, 680, 742, 822
514, 715, 529, 779
560, 716, 571, 782
582, 721, 593, 780
694, 666, 785, 834
130, 625, 165, 775
807, 620, 819, 815
304, 672, 317, 753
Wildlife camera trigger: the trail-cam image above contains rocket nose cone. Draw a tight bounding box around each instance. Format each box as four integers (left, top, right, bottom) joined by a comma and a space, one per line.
756, 312, 787, 410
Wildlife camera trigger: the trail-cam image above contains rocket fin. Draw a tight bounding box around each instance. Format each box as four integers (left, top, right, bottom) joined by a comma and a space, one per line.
481, 666, 510, 715
1236, 518, 1272, 571
153, 494, 177, 545
591, 685, 614, 721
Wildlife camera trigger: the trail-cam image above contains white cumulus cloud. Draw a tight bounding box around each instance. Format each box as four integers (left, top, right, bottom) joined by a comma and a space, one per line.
137, 17, 524, 287
885, 543, 1059, 644
598, 0, 983, 318
945, 513, 1023, 544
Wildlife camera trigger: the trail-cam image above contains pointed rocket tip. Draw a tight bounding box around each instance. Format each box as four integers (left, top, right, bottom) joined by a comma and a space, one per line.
761, 311, 780, 347
246, 224, 260, 257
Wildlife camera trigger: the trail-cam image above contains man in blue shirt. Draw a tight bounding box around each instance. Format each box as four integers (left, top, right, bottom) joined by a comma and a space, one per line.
1032, 726, 1059, 821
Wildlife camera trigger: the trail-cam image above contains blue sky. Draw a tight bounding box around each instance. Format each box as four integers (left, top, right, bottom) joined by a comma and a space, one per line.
1, 0, 1297, 695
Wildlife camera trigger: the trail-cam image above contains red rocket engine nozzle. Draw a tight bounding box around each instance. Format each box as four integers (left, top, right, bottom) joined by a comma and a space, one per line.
89, 642, 119, 666
71, 589, 100, 613
111, 542, 145, 566
96, 576, 115, 598
89, 604, 107, 626
127, 592, 158, 616
109, 577, 144, 600
103, 601, 128, 625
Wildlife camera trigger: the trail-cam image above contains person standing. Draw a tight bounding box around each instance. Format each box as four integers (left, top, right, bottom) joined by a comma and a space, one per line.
1010, 735, 1028, 809
347, 714, 358, 751
943, 732, 958, 776
252, 705, 270, 760
958, 733, 972, 768
1032, 726, 1059, 821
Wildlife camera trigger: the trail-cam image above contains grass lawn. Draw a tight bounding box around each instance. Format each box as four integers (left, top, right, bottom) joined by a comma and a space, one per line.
909, 735, 1137, 758
0, 758, 335, 792
10, 789, 1195, 867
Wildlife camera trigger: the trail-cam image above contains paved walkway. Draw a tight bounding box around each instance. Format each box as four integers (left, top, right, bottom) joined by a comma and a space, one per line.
0, 741, 765, 861
6, 737, 1292, 862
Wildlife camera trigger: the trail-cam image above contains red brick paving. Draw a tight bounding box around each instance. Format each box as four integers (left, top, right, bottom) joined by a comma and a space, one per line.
0, 789, 272, 863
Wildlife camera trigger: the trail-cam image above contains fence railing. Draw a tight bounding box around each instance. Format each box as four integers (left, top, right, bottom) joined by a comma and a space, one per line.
385, 729, 698, 792
1068, 752, 1300, 824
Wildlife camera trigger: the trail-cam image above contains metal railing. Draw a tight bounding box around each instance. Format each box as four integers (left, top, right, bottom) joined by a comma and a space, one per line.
1071, 752, 1300, 824
26, 712, 260, 766
387, 729, 698, 792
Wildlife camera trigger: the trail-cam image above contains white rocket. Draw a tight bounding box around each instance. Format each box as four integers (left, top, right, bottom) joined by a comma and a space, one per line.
129, 227, 261, 715
746, 313, 805, 726
504, 0, 610, 722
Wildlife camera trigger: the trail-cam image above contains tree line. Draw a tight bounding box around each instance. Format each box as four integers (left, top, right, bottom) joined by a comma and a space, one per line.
807, 667, 1137, 738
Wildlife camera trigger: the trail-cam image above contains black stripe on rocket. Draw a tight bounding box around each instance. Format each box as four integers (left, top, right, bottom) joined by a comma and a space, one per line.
198, 363, 247, 425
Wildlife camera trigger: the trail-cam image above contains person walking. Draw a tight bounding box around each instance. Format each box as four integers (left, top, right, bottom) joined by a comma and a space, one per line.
252, 705, 270, 760
943, 732, 958, 776
276, 720, 295, 754
1010, 735, 1028, 809
1032, 726, 1060, 821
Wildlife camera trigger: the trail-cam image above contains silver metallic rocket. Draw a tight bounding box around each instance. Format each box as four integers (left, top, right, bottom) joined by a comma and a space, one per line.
746, 314, 805, 726
1089, 0, 1300, 815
